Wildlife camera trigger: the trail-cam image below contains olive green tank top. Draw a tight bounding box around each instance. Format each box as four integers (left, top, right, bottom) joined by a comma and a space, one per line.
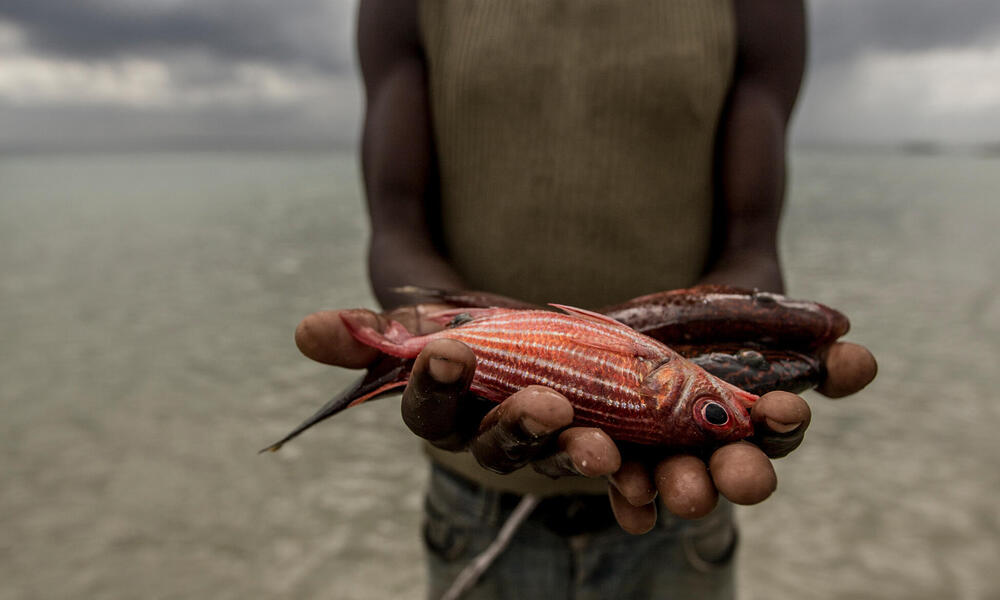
419, 0, 736, 494
421, 0, 736, 310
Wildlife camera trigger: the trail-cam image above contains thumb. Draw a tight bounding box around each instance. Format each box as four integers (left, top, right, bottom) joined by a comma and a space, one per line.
401, 339, 479, 449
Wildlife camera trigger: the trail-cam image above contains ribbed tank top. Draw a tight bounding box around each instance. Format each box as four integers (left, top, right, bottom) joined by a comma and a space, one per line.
420, 0, 736, 310
419, 0, 736, 494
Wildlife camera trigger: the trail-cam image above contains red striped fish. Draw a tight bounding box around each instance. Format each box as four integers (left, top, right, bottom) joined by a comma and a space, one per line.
263, 305, 757, 452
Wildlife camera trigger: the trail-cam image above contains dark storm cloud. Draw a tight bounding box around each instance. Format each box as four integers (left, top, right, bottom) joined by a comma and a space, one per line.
810, 0, 1000, 66
2, 0, 998, 150
4, 0, 998, 76
0, 0, 355, 73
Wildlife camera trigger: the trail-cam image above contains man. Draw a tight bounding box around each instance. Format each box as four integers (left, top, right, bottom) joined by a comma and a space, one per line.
296, 0, 877, 597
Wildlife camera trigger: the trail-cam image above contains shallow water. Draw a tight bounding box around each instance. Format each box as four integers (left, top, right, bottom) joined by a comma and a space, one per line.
1, 149, 998, 599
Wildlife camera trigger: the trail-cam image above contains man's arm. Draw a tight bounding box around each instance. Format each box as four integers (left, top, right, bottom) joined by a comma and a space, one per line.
358, 0, 464, 309
706, 0, 815, 459
354, 0, 620, 475
701, 0, 806, 293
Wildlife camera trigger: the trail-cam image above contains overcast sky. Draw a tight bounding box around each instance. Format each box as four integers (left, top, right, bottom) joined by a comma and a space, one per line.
1, 0, 998, 152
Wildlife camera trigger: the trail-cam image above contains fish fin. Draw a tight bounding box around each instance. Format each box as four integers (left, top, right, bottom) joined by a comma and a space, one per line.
339, 310, 427, 358
549, 303, 626, 327
550, 303, 653, 355
390, 286, 541, 310
260, 357, 413, 453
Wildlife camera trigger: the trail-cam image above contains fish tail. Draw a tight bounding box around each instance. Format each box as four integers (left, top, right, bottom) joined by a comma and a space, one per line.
259, 356, 413, 453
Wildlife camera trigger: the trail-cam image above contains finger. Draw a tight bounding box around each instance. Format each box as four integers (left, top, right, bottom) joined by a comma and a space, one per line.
468, 386, 574, 474
401, 339, 477, 449
295, 309, 385, 368
654, 455, 718, 519
608, 461, 657, 507
532, 427, 622, 479
709, 441, 777, 505
751, 391, 812, 459
817, 341, 878, 398
608, 484, 657, 535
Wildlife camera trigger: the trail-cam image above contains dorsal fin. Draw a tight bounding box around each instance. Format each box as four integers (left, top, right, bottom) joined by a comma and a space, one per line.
549, 303, 626, 327
572, 336, 635, 356
551, 303, 669, 360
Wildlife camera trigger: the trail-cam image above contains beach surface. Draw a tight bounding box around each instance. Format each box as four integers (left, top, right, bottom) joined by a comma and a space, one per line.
2, 149, 998, 599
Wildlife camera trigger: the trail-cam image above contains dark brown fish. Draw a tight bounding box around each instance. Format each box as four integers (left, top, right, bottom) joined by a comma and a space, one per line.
392, 286, 539, 310
601, 285, 849, 349
680, 345, 824, 396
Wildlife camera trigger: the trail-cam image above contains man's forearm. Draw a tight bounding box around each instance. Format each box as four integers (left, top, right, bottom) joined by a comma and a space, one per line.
704, 0, 805, 294
368, 229, 466, 310
358, 0, 465, 310
699, 254, 783, 292
703, 80, 788, 293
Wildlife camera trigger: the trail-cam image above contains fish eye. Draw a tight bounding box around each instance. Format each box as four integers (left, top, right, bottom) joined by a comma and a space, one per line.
702, 402, 729, 426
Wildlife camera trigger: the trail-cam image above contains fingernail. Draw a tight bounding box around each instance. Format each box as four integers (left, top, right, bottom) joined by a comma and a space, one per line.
428, 356, 464, 384
765, 418, 800, 434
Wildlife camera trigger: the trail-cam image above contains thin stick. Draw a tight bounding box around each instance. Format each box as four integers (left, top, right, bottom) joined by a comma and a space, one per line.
439, 494, 541, 600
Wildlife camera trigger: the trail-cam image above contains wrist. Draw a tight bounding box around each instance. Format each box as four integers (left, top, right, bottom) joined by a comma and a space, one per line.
699, 253, 784, 293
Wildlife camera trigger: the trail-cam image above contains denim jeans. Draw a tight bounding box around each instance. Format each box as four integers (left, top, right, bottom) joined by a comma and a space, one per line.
424, 464, 737, 600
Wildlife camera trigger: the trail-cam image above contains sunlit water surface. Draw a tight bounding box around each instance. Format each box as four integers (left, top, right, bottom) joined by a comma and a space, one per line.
2, 149, 998, 599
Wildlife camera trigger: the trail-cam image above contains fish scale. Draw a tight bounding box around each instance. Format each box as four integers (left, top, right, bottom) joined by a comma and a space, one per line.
439, 315, 648, 409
